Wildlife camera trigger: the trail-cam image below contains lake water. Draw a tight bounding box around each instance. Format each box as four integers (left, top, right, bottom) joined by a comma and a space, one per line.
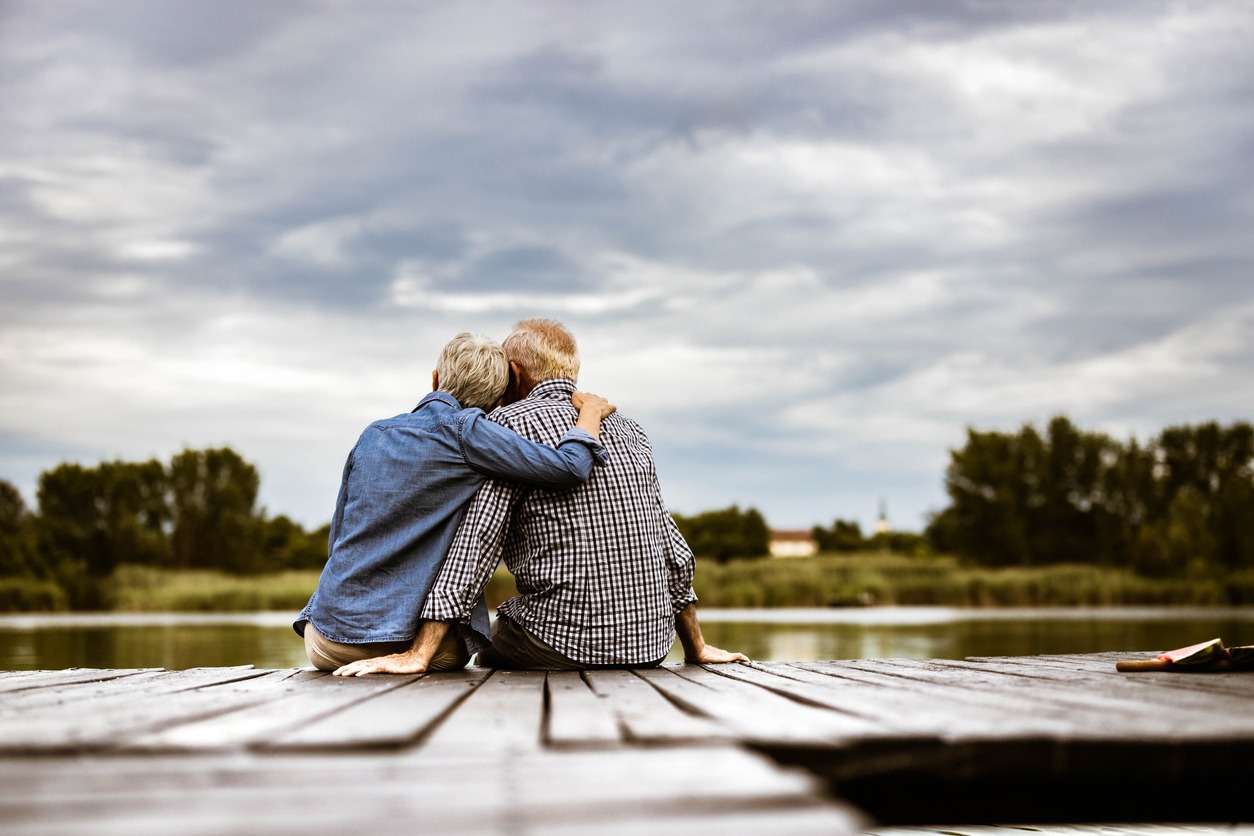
3, 607, 1254, 670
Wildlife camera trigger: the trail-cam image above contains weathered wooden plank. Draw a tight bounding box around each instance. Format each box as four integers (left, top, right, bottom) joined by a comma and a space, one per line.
0, 670, 171, 713
267, 669, 489, 751
635, 666, 881, 745
126, 671, 419, 752
0, 667, 275, 715
583, 669, 727, 744
887, 657, 1254, 726
419, 669, 546, 754
966, 654, 1254, 700
779, 660, 1152, 737
712, 662, 1078, 739
544, 671, 621, 748
960, 655, 1254, 702
0, 747, 866, 836
0, 754, 504, 836
798, 660, 1241, 739
0, 668, 162, 694
0, 668, 286, 753
514, 747, 868, 834
855, 656, 1235, 718
531, 806, 867, 836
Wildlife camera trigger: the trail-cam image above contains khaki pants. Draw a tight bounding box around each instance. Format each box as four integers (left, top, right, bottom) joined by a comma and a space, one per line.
304, 623, 470, 673
476, 615, 664, 671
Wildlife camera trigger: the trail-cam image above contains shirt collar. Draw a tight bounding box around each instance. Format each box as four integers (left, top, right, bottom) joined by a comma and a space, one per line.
414, 391, 461, 412
527, 378, 576, 401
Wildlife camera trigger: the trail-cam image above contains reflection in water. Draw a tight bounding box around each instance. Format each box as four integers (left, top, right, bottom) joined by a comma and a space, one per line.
2, 608, 1254, 670
682, 614, 1254, 663
0, 619, 309, 671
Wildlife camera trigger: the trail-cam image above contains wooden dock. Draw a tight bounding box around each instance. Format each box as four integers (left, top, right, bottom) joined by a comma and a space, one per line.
2, 651, 1252, 834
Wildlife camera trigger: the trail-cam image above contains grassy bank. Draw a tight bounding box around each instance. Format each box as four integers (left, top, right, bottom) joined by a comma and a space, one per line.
3, 555, 1254, 613
692, 553, 1254, 607
103, 565, 321, 612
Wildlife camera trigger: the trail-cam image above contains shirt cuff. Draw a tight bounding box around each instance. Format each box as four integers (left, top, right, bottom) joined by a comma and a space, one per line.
420, 592, 466, 622
671, 587, 698, 615
557, 427, 610, 466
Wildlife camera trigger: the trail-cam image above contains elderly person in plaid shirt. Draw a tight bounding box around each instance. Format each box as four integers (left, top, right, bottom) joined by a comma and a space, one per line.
335, 318, 746, 675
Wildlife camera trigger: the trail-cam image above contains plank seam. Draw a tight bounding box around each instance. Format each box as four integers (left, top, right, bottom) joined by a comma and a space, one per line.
701, 663, 884, 721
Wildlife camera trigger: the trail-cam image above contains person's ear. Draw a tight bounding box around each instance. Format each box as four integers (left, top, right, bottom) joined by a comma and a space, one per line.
432, 370, 439, 392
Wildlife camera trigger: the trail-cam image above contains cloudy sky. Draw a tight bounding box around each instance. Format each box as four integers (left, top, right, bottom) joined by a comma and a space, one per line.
1, 1, 1251, 532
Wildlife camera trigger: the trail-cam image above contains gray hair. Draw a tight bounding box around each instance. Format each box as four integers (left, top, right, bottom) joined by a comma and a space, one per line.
502, 318, 580, 383
436, 332, 509, 411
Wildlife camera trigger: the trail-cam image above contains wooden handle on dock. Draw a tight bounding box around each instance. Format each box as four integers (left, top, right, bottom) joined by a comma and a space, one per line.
1116, 659, 1171, 672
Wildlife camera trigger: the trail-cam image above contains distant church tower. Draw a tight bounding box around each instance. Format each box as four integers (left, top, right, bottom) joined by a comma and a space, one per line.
875, 498, 891, 535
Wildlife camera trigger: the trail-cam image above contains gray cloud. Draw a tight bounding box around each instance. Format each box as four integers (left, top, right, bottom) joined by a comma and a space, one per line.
1, 0, 1251, 531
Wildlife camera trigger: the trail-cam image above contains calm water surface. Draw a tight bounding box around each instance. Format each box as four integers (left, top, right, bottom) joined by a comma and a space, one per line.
3, 607, 1254, 670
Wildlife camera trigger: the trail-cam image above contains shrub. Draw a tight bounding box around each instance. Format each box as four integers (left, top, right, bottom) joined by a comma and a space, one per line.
0, 578, 68, 612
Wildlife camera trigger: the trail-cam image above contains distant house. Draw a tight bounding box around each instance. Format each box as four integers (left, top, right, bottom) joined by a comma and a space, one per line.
769, 529, 818, 558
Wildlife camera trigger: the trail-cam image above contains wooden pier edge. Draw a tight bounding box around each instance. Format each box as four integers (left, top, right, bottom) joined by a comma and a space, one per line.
0, 651, 1252, 833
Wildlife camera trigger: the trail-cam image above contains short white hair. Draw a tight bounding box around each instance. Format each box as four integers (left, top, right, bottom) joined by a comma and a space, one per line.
436, 332, 508, 411
502, 318, 580, 383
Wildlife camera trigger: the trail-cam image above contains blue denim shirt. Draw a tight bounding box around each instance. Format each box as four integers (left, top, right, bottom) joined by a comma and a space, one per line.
294, 391, 607, 645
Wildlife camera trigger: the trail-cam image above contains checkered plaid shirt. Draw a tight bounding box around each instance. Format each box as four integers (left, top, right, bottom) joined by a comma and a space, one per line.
421, 377, 698, 665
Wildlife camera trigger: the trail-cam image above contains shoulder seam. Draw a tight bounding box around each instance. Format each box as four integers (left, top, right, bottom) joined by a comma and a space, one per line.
454, 412, 472, 462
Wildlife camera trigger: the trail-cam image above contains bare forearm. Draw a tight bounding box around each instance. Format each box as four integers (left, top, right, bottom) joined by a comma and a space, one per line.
675, 603, 706, 662
407, 619, 451, 663
570, 391, 615, 442
675, 603, 749, 664
574, 405, 604, 441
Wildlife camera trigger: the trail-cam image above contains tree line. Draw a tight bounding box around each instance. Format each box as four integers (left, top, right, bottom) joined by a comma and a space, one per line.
671, 506, 929, 561
671, 505, 770, 562
0, 448, 328, 608
812, 520, 929, 556
672, 417, 1254, 574
926, 417, 1254, 575
3, 416, 1248, 610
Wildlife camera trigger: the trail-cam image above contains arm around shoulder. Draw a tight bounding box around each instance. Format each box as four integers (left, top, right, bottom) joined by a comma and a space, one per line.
460, 402, 610, 489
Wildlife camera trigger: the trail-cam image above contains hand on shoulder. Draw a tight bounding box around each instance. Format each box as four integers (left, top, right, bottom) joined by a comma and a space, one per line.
571, 390, 616, 420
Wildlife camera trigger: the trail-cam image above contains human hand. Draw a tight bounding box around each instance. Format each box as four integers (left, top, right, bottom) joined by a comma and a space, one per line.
333, 651, 427, 677
687, 644, 750, 664
571, 390, 616, 420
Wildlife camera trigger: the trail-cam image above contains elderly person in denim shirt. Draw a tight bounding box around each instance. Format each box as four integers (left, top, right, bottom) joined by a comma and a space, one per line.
294, 332, 614, 673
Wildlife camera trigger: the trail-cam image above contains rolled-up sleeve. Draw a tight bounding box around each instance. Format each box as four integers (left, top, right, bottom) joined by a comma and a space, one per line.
459, 412, 607, 488
660, 501, 699, 614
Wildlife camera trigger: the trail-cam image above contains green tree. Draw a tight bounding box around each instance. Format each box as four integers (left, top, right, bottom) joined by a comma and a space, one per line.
672, 505, 770, 562
928, 425, 1037, 566
813, 519, 865, 552
257, 515, 329, 572
169, 448, 262, 573
5, 447, 332, 609
1134, 422, 1254, 573
35, 459, 171, 605
0, 480, 39, 578
928, 417, 1254, 574
869, 530, 931, 556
